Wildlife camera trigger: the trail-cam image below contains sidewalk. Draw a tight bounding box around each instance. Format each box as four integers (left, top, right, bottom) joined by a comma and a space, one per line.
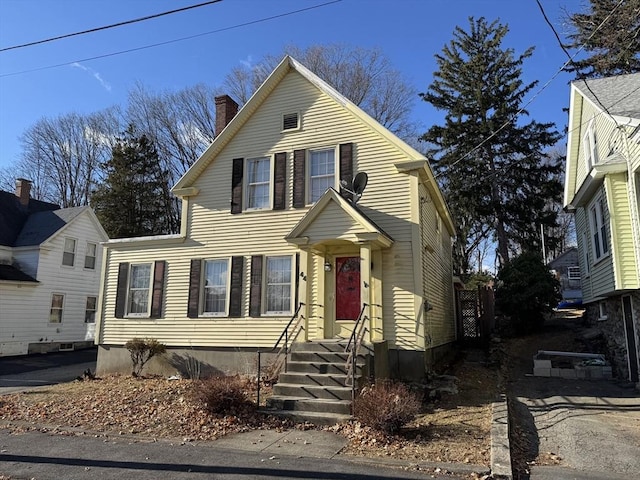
0, 425, 480, 479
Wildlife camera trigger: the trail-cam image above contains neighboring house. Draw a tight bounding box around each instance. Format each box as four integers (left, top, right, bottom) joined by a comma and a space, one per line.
0, 179, 108, 356
548, 247, 582, 307
564, 72, 640, 383
95, 56, 456, 382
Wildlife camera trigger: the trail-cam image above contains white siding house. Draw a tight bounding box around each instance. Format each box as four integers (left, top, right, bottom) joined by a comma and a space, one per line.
0, 179, 108, 356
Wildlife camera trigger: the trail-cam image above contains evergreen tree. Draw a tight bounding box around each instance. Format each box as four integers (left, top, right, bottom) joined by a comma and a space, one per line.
420, 17, 562, 272
92, 125, 175, 238
564, 0, 640, 79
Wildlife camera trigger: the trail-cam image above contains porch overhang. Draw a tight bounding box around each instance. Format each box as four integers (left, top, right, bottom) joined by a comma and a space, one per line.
284, 188, 394, 249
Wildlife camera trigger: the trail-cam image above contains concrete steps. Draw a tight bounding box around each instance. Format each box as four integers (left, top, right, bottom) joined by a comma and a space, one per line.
264, 340, 371, 425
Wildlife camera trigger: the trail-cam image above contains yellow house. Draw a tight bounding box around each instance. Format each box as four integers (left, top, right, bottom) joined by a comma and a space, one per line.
95, 56, 456, 390
564, 72, 640, 383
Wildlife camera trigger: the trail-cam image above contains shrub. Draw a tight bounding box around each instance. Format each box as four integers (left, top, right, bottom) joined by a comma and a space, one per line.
196, 375, 255, 415
353, 381, 421, 434
125, 338, 167, 377
495, 251, 561, 335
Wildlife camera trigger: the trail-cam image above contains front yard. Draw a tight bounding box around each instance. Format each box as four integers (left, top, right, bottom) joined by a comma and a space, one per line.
0, 352, 499, 466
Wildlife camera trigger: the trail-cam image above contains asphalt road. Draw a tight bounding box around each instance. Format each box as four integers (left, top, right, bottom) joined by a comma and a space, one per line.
0, 347, 97, 393
0, 428, 467, 480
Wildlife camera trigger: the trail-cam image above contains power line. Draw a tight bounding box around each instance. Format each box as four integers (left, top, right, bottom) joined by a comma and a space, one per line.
0, 0, 342, 78
430, 0, 625, 182
0, 0, 223, 52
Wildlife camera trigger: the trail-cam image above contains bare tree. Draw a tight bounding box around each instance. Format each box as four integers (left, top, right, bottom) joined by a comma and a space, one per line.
224, 44, 418, 140
18, 109, 120, 207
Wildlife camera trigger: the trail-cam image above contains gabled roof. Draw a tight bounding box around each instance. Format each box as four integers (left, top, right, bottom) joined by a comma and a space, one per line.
0, 190, 59, 247
573, 73, 640, 121
564, 73, 640, 208
171, 55, 454, 234
15, 206, 87, 247
285, 188, 394, 248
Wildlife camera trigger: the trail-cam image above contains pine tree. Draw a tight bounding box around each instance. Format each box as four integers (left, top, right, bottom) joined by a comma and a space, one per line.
564, 0, 640, 79
420, 17, 562, 272
91, 125, 176, 238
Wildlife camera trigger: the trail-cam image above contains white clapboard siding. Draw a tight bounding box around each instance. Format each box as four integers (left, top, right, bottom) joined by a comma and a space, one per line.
0, 209, 105, 352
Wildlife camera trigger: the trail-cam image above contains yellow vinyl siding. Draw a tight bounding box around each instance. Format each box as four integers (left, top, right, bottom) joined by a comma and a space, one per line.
419, 184, 455, 348
99, 67, 451, 353
607, 173, 639, 289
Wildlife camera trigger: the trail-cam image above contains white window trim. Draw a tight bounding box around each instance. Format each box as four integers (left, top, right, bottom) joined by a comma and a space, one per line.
581, 231, 590, 276
85, 296, 97, 323
281, 112, 301, 132
49, 293, 65, 324
567, 266, 580, 280
588, 195, 610, 264
201, 258, 231, 317
597, 301, 608, 321
582, 119, 598, 171
244, 156, 272, 211
84, 242, 97, 270
263, 254, 294, 316
307, 147, 337, 204
62, 237, 77, 267
126, 263, 153, 318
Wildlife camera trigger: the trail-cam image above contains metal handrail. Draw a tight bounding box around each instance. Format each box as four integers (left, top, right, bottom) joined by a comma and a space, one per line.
257, 302, 305, 407
344, 303, 369, 410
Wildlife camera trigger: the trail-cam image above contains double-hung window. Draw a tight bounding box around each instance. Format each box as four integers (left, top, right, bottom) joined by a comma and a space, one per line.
128, 263, 152, 316
203, 259, 228, 315
85, 296, 97, 323
567, 266, 580, 280
63, 238, 76, 266
265, 256, 292, 314
246, 157, 270, 209
589, 197, 609, 261
84, 242, 97, 269
50, 294, 64, 323
309, 149, 335, 203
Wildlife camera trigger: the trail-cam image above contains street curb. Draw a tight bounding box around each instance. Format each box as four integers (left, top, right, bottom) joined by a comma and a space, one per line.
491, 395, 512, 479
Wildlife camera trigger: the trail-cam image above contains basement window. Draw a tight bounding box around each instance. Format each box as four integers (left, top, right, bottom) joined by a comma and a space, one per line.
282, 112, 300, 131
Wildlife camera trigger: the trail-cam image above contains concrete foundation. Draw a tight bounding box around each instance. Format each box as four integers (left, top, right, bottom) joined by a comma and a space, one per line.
97, 344, 276, 379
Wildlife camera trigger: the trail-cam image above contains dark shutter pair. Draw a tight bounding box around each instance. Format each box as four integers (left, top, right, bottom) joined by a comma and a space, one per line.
187, 257, 243, 318
293, 143, 353, 207
115, 261, 165, 318
230, 154, 287, 214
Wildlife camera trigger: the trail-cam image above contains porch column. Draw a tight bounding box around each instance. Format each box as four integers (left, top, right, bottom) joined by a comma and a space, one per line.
359, 242, 373, 342
298, 248, 311, 341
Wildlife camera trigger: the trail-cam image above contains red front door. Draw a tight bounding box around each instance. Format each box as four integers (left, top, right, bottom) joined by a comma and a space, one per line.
335, 256, 361, 320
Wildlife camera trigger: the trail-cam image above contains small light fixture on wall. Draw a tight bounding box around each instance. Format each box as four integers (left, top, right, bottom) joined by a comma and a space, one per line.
324, 261, 332, 272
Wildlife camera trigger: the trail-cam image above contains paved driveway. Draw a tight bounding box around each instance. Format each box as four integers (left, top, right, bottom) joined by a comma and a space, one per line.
0, 347, 97, 394
510, 376, 640, 480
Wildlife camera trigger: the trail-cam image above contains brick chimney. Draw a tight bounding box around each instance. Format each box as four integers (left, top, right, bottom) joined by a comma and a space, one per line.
15, 178, 32, 207
215, 95, 239, 136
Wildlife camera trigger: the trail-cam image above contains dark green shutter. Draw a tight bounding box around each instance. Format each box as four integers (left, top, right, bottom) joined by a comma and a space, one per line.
231, 158, 244, 214
273, 152, 287, 210
187, 259, 201, 318
229, 256, 243, 317
250, 255, 263, 317
115, 263, 129, 318
150, 260, 165, 318
339, 143, 354, 201
293, 149, 306, 208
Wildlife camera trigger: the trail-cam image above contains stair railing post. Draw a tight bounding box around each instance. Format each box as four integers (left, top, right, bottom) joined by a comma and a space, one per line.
257, 350, 261, 408
284, 329, 289, 373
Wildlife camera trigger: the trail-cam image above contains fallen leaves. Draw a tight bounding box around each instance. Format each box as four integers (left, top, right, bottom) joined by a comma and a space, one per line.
0, 361, 499, 468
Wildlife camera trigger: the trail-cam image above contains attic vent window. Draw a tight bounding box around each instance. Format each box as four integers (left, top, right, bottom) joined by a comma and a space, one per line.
282, 112, 299, 131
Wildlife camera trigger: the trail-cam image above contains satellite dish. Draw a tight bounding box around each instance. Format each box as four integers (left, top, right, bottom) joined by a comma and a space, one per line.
352, 172, 368, 196
340, 171, 368, 204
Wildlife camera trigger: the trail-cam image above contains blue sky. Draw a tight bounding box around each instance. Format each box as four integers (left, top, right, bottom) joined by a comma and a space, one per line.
0, 0, 582, 171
